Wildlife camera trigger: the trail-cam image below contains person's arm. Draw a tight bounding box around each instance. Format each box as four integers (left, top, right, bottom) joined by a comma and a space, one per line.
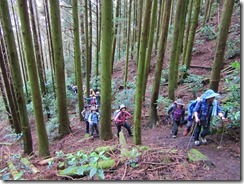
81, 110, 85, 117
125, 111, 131, 119
216, 102, 228, 122
114, 112, 122, 123
193, 101, 202, 123
181, 108, 185, 122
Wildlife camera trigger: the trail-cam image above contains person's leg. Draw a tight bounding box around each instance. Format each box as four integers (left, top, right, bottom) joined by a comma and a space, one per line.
86, 121, 89, 133
200, 121, 210, 143
172, 120, 179, 137
94, 124, 99, 135
193, 123, 202, 145
183, 120, 192, 136
123, 122, 133, 136
116, 124, 122, 137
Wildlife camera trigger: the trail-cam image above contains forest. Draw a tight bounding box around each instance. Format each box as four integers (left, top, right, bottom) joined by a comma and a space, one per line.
0, 0, 240, 181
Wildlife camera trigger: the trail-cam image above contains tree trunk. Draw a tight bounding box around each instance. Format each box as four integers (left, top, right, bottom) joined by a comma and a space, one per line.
168, 0, 184, 100
124, 0, 132, 89
134, 0, 152, 145
182, 0, 193, 64
17, 0, 50, 157
28, 0, 46, 95
183, 0, 201, 69
72, 0, 84, 121
142, 0, 158, 101
0, 0, 33, 155
210, 0, 235, 91
100, 0, 113, 141
148, 0, 171, 128
136, 0, 143, 63
49, 0, 71, 137
154, 0, 163, 55
84, 0, 91, 97
111, 0, 120, 74
0, 33, 21, 133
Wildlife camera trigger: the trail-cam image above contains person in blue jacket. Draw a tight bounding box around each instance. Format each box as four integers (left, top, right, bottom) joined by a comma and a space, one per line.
193, 89, 228, 146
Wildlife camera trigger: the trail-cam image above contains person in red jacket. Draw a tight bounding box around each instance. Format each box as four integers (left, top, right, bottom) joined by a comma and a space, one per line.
114, 104, 133, 137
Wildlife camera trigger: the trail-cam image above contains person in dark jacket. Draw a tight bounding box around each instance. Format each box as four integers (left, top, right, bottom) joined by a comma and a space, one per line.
193, 89, 228, 146
167, 99, 185, 138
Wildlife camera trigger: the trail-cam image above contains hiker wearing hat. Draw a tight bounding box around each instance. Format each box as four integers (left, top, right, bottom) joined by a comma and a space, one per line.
114, 104, 133, 137
81, 104, 91, 134
193, 89, 228, 146
88, 106, 100, 136
167, 99, 185, 138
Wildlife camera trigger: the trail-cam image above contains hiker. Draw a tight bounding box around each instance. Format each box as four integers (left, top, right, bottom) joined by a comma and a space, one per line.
81, 104, 91, 134
193, 89, 228, 146
90, 89, 96, 97
88, 106, 100, 136
114, 104, 133, 137
95, 91, 100, 106
167, 99, 185, 138
183, 97, 201, 136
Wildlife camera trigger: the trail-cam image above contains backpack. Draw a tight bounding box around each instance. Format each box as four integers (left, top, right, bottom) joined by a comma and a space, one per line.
173, 107, 183, 121
113, 110, 120, 119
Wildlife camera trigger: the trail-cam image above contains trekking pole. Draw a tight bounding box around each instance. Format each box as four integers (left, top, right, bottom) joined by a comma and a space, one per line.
217, 110, 228, 149
186, 121, 197, 151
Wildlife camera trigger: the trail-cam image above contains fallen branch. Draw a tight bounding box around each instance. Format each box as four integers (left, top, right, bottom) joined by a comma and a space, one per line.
121, 163, 127, 180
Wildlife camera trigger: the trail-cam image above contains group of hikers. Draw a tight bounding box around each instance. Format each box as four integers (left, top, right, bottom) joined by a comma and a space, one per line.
167, 89, 228, 146
80, 88, 228, 147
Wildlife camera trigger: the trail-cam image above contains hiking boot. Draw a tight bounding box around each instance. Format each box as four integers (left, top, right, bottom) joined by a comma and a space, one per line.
194, 140, 200, 146
183, 129, 189, 136
173, 135, 176, 138
200, 136, 207, 144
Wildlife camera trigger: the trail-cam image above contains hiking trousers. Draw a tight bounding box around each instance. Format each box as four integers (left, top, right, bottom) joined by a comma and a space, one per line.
90, 123, 99, 135
193, 121, 210, 141
116, 122, 132, 137
172, 120, 180, 135
85, 121, 89, 133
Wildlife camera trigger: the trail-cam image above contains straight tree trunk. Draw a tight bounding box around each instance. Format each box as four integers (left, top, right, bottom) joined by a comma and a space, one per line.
49, 0, 71, 137
154, 0, 163, 55
134, 0, 153, 145
0, 34, 21, 133
182, 0, 193, 64
28, 0, 46, 95
84, 0, 91, 97
148, 0, 171, 128
168, 0, 184, 100
95, 0, 100, 88
124, 0, 132, 89
100, 0, 113, 141
0, 0, 33, 155
72, 0, 84, 121
142, 0, 158, 101
183, 0, 201, 69
136, 0, 143, 63
111, 0, 120, 74
210, 0, 235, 91
173, 0, 188, 88
17, 0, 50, 157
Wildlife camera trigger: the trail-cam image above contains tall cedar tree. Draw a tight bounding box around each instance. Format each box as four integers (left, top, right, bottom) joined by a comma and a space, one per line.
168, 0, 184, 100
100, 0, 113, 140
72, 0, 84, 121
148, 0, 172, 128
142, 0, 158, 101
0, 37, 21, 133
17, 0, 50, 157
124, 0, 132, 89
0, 0, 33, 154
173, 0, 188, 88
210, 0, 235, 91
49, 0, 71, 137
84, 0, 91, 97
134, 0, 152, 145
183, 0, 201, 69
28, 0, 46, 95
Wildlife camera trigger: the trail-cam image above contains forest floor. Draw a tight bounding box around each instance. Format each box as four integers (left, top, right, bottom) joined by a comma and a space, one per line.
0, 1, 241, 181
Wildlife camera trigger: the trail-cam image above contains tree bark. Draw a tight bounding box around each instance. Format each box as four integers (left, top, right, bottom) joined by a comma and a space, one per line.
210, 0, 235, 91
148, 0, 171, 128
134, 0, 152, 145
100, 0, 113, 140
49, 0, 71, 137
0, 0, 33, 155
